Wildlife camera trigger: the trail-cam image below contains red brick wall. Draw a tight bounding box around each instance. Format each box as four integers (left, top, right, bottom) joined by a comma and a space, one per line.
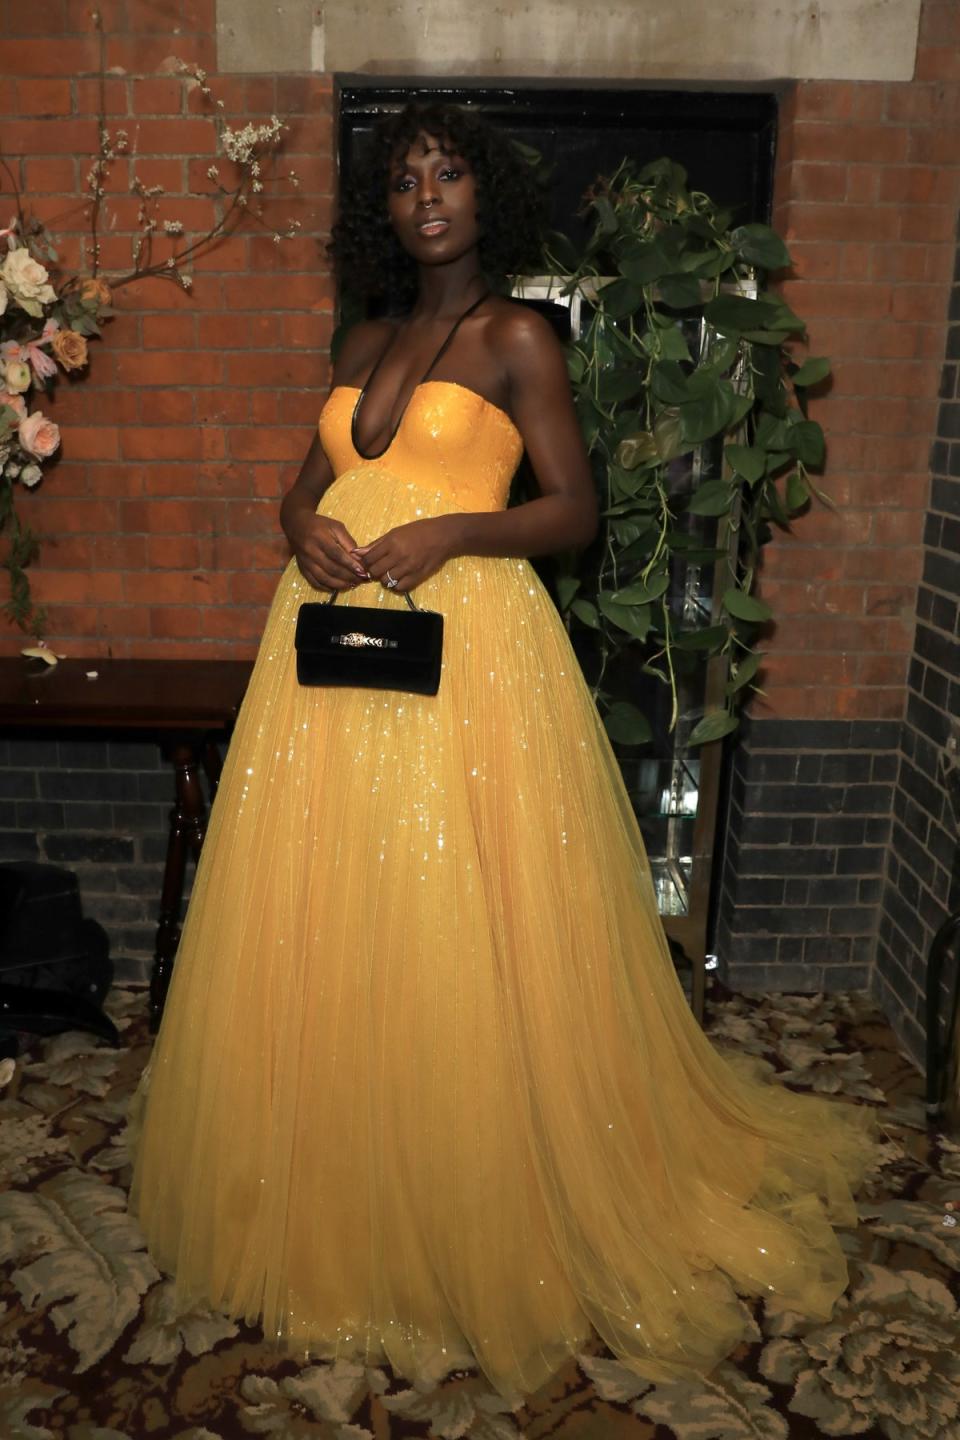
1, 0, 333, 657
763, 0, 960, 719
1, 0, 958, 724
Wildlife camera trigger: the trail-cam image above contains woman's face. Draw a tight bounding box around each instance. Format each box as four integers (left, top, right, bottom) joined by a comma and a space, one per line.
386, 131, 480, 265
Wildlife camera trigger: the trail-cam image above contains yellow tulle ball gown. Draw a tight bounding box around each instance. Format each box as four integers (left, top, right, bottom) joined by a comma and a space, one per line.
127, 379, 881, 1399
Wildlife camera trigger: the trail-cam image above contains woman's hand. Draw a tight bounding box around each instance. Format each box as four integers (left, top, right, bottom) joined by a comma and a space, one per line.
279, 428, 368, 591
352, 515, 463, 592
285, 505, 369, 591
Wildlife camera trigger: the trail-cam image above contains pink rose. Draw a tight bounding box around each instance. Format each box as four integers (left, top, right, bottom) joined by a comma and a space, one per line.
18, 410, 60, 459
0, 390, 26, 420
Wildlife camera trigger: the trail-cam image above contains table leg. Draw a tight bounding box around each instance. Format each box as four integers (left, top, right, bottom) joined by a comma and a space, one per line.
149, 737, 210, 1033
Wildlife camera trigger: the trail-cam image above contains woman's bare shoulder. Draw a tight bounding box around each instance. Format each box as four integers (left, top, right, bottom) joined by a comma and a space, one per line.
484, 296, 565, 368
484, 296, 569, 393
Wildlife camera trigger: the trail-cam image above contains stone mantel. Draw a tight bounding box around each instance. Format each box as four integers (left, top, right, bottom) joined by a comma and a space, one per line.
216, 0, 922, 82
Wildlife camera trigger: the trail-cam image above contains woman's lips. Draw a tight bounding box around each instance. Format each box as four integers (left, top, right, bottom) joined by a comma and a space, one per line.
417, 219, 449, 236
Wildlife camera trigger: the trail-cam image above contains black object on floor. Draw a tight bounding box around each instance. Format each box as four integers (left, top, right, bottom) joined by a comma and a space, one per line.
0, 862, 119, 1054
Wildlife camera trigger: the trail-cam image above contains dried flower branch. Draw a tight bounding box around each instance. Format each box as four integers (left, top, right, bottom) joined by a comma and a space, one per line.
0, 13, 302, 636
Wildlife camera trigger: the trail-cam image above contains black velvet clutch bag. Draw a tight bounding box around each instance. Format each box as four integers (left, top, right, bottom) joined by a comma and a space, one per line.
294, 587, 444, 696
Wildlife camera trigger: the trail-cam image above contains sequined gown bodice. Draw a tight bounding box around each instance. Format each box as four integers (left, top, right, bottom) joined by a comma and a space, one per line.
128, 379, 880, 1400
319, 379, 524, 511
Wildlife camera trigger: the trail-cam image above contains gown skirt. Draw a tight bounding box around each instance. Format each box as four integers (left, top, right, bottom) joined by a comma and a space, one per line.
127, 380, 881, 1399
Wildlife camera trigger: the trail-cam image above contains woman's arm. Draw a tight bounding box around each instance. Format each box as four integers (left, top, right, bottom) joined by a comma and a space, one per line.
355, 305, 598, 587
451, 303, 598, 557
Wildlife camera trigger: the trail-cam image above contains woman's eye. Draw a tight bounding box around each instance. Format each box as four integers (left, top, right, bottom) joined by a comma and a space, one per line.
439, 167, 462, 181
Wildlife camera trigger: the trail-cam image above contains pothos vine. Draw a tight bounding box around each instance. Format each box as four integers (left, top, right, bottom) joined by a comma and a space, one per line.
543, 157, 831, 749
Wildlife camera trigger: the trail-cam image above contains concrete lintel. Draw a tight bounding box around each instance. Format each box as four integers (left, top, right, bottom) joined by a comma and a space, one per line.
216, 0, 922, 83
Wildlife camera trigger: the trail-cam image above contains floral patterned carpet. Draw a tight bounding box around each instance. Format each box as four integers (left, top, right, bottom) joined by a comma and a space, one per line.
1, 981, 958, 1440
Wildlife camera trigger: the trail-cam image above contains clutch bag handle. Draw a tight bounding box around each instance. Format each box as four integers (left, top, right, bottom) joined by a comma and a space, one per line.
323, 586, 421, 613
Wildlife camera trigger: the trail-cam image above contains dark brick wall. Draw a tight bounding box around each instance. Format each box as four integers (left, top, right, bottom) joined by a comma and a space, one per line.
715, 718, 896, 997
875, 248, 960, 1068
716, 231, 960, 1072
0, 734, 203, 983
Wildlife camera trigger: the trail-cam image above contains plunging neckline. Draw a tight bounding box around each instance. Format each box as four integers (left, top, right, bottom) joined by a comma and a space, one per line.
334, 380, 523, 451
349, 291, 491, 460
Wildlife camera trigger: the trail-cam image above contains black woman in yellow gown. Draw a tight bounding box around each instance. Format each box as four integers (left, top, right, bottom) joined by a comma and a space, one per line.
128, 101, 880, 1399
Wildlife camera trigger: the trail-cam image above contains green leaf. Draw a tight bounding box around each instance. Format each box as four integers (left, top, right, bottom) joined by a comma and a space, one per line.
610, 519, 639, 544
730, 223, 792, 270
616, 432, 659, 470
725, 443, 766, 484
766, 297, 803, 330
621, 240, 673, 286
673, 624, 729, 652
726, 651, 762, 694
650, 360, 694, 405
710, 333, 741, 375
688, 480, 732, 516
655, 325, 692, 362
793, 419, 825, 467
751, 344, 786, 414
566, 347, 587, 384
763, 481, 791, 526
786, 471, 811, 511
604, 701, 653, 746
570, 599, 600, 629
791, 355, 831, 387
652, 361, 719, 406
685, 248, 735, 280
608, 468, 644, 503
555, 575, 580, 611
600, 277, 645, 319
617, 534, 660, 567
723, 587, 772, 623
611, 573, 670, 604
742, 328, 797, 347
688, 710, 739, 745
602, 493, 655, 516
598, 592, 653, 638
704, 293, 784, 335
653, 408, 687, 461
765, 449, 793, 475
680, 382, 735, 445
755, 413, 793, 450
639, 156, 689, 191
656, 274, 703, 309
597, 368, 646, 405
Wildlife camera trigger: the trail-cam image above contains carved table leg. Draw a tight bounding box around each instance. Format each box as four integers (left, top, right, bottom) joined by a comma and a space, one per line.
202, 739, 223, 800
149, 735, 210, 1033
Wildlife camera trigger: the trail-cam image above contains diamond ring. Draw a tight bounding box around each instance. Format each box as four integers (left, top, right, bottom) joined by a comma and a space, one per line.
384, 571, 399, 590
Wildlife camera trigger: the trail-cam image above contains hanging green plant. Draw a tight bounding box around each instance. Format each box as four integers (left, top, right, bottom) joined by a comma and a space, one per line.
545, 157, 830, 749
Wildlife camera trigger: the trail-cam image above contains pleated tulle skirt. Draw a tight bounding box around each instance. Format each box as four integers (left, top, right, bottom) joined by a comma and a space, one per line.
127, 463, 881, 1399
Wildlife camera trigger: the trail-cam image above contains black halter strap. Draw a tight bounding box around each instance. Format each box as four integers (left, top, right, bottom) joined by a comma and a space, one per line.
350, 289, 490, 461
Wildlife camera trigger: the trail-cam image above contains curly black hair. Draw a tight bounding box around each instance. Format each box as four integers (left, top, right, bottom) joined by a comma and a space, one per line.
327, 102, 546, 311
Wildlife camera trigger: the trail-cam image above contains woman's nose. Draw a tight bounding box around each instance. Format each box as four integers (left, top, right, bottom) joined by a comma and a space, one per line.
417, 177, 441, 207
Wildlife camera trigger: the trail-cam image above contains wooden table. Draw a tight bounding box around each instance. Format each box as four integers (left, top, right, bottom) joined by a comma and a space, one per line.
0, 657, 253, 1030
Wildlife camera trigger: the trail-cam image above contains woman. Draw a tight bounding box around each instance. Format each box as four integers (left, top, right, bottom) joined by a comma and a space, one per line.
128, 102, 880, 1400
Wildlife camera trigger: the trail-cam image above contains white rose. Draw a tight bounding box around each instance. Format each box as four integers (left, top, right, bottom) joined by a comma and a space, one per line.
1, 247, 56, 316
20, 463, 42, 487
3, 361, 31, 394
